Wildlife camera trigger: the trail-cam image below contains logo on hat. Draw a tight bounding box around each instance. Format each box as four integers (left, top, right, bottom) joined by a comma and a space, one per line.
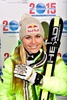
26, 23, 40, 33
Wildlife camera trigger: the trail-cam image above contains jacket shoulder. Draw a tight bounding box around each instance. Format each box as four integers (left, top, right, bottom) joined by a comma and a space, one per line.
3, 57, 14, 72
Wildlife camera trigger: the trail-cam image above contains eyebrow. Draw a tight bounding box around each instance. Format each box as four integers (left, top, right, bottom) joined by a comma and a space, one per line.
24, 34, 41, 38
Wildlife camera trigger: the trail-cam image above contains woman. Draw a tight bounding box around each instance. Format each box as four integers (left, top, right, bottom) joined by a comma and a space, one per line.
0, 14, 67, 100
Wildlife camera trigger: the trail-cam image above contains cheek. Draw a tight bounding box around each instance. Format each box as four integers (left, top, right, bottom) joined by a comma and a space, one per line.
22, 41, 29, 49
23, 42, 27, 47
38, 39, 43, 45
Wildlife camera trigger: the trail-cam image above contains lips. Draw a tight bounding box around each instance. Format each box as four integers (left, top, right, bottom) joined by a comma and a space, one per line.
29, 45, 38, 49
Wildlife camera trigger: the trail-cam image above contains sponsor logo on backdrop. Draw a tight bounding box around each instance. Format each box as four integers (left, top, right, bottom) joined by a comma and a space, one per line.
62, 53, 67, 65
3, 20, 19, 34
29, 2, 56, 17
57, 52, 62, 57
0, 39, 1, 49
63, 20, 67, 33
57, 52, 67, 65
1, 0, 28, 3
4, 53, 10, 61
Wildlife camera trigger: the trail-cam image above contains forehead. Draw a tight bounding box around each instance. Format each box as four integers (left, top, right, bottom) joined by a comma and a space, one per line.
24, 33, 42, 37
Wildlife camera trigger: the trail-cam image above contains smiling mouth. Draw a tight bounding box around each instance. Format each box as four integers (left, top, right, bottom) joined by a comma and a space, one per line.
29, 45, 39, 49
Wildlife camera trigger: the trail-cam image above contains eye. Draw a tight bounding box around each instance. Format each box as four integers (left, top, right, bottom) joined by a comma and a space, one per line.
36, 34, 41, 38
25, 36, 31, 39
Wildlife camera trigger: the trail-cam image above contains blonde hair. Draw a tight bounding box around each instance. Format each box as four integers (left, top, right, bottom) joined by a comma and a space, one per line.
13, 44, 27, 96
13, 40, 46, 96
20, 40, 46, 63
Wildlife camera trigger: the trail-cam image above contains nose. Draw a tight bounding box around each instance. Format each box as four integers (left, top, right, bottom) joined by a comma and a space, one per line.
31, 37, 36, 44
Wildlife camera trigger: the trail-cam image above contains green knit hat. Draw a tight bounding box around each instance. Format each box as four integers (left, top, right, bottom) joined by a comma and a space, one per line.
19, 14, 44, 39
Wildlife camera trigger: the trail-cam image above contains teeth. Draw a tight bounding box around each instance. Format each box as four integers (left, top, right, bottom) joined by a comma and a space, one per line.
29, 46, 37, 48
31, 46, 37, 48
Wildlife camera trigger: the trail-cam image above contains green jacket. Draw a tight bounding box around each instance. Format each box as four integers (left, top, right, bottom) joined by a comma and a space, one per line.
0, 48, 67, 100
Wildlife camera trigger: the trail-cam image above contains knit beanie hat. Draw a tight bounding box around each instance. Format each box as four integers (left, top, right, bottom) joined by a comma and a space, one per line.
19, 14, 44, 39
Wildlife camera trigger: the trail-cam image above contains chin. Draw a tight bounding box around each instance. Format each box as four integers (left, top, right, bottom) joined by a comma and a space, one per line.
30, 50, 39, 54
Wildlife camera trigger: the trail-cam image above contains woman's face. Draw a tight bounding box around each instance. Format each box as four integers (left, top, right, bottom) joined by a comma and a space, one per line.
22, 33, 43, 54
